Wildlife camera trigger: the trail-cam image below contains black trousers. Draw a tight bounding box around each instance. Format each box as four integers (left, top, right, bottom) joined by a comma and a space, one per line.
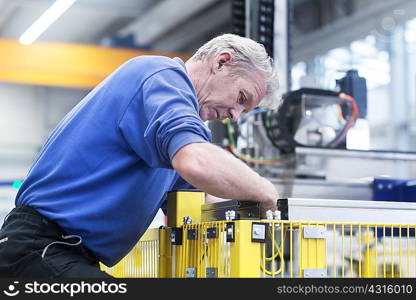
0, 206, 112, 278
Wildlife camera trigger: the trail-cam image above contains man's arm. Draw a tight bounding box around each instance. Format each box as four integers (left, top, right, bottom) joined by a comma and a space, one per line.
172, 142, 278, 211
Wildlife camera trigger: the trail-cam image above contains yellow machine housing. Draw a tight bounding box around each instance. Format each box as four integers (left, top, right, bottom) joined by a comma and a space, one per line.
101, 191, 416, 278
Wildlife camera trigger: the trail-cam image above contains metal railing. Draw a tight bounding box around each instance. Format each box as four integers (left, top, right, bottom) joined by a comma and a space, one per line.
101, 220, 416, 278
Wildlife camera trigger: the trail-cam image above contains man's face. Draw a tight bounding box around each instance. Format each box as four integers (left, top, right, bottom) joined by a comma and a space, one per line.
197, 59, 266, 122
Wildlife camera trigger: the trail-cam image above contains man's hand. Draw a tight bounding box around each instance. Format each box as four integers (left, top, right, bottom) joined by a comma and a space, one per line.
258, 177, 278, 210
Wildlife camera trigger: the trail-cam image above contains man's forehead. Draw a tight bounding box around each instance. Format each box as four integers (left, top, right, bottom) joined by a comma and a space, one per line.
244, 70, 266, 89
245, 73, 266, 101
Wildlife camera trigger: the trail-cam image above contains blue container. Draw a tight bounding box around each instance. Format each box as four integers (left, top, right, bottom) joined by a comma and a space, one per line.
373, 178, 416, 202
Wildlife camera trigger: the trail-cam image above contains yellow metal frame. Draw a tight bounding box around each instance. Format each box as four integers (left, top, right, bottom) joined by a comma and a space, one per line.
158, 228, 172, 278
103, 220, 416, 278
167, 190, 204, 227
0, 38, 190, 88
299, 224, 326, 277
173, 222, 229, 278
229, 221, 262, 277
101, 192, 416, 278
101, 228, 162, 278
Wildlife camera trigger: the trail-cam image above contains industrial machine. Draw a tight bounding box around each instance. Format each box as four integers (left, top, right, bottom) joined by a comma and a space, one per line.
101, 191, 416, 278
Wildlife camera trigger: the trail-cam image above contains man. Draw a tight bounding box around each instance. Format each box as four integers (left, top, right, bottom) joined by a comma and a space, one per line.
0, 34, 280, 278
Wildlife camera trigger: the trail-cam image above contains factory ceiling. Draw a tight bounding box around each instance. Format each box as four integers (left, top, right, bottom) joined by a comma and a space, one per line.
0, 0, 230, 53
0, 0, 415, 59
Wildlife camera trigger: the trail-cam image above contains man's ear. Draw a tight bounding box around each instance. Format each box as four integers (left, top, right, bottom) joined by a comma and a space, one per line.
216, 52, 232, 71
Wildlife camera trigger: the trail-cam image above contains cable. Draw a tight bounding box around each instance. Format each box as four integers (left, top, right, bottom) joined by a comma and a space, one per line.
260, 228, 285, 276
233, 108, 268, 140
328, 93, 359, 147
337, 103, 346, 124
238, 108, 268, 124
261, 109, 283, 150
261, 89, 359, 150
225, 119, 291, 165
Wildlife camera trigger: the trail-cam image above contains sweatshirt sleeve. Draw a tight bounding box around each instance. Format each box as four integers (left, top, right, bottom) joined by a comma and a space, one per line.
118, 67, 212, 168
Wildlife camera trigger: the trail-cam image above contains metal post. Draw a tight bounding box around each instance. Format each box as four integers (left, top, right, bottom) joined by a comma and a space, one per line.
274, 0, 290, 93
229, 220, 262, 277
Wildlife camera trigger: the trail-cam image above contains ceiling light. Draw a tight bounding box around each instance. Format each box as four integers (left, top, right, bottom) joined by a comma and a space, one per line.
19, 0, 76, 45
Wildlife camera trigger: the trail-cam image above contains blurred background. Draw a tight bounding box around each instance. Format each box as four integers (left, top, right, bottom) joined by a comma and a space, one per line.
1, 0, 416, 221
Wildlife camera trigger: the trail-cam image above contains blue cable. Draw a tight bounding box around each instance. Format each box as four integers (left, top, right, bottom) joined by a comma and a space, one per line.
238, 108, 268, 124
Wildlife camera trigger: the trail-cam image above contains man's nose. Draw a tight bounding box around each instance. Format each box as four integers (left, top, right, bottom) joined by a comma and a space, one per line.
229, 107, 244, 122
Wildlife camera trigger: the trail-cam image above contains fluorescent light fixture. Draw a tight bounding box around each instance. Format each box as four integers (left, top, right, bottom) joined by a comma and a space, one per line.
19, 0, 76, 45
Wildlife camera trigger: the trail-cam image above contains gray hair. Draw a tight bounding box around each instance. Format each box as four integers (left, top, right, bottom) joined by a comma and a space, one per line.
191, 33, 280, 110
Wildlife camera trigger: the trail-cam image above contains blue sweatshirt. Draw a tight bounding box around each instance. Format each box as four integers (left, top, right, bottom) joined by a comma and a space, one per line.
15, 56, 211, 267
